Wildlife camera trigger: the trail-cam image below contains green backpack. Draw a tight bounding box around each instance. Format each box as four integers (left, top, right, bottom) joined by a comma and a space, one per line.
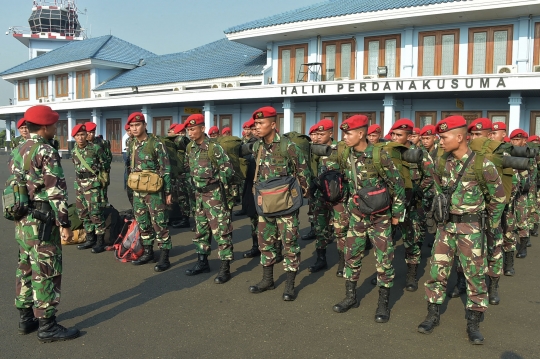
159, 136, 187, 178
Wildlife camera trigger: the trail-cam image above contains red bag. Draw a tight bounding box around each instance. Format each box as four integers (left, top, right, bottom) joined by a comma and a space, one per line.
106, 219, 143, 263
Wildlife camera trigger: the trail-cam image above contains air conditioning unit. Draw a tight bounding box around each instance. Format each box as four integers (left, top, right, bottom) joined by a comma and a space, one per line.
363, 75, 376, 80
38, 98, 43, 103
497, 65, 517, 74
225, 81, 240, 88
211, 83, 225, 89
533, 65, 540, 72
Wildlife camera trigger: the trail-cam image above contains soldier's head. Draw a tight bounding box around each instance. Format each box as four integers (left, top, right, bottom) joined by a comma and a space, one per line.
528, 135, 540, 145
253, 107, 277, 141
173, 122, 186, 137
127, 112, 147, 139
489, 122, 507, 142
367, 124, 382, 145
207, 126, 219, 138
510, 129, 528, 147
390, 119, 414, 146
185, 114, 206, 143
436, 116, 468, 153
124, 123, 132, 137
168, 123, 177, 136
468, 118, 492, 140
72, 124, 88, 147
420, 125, 437, 150
23, 105, 59, 140
308, 125, 318, 142
242, 119, 254, 138
16, 118, 30, 139
84, 122, 97, 141
221, 127, 231, 137
340, 115, 369, 148
410, 128, 421, 145
314, 119, 334, 145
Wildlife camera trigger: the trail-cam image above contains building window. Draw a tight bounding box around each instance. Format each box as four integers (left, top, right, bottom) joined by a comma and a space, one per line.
534, 23, 540, 67
415, 111, 437, 128
76, 70, 91, 99
364, 34, 401, 77
530, 111, 540, 136
276, 113, 306, 134
55, 73, 69, 98
153, 117, 172, 137
36, 77, 48, 99
441, 111, 482, 126
106, 119, 122, 153
278, 44, 308, 83
418, 29, 459, 76
56, 120, 68, 150
18, 80, 29, 101
487, 111, 509, 126
322, 40, 355, 81
217, 114, 232, 133
468, 25, 513, 74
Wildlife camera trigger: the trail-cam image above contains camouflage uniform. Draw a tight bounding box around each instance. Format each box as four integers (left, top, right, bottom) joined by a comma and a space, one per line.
72, 142, 108, 237
124, 135, 135, 207
10, 135, 26, 150
527, 156, 539, 234
174, 134, 195, 219
131, 134, 172, 250
502, 172, 519, 252
9, 134, 70, 319
91, 137, 113, 203
187, 136, 234, 260
425, 149, 506, 312
514, 169, 530, 239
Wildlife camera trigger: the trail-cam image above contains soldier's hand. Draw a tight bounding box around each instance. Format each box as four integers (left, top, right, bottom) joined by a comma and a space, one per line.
61, 227, 73, 242
391, 217, 399, 226
166, 194, 173, 205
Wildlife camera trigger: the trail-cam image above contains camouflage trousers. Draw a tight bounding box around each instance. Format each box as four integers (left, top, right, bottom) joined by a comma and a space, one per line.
425, 227, 488, 312
344, 211, 395, 286
133, 190, 172, 250
249, 215, 258, 238
457, 227, 503, 277
102, 169, 111, 203
177, 177, 195, 218
502, 204, 517, 252
15, 213, 62, 319
312, 195, 349, 252
193, 189, 233, 260
75, 187, 106, 235
258, 210, 301, 272
306, 198, 314, 224
527, 189, 539, 230
514, 192, 529, 238
399, 202, 425, 265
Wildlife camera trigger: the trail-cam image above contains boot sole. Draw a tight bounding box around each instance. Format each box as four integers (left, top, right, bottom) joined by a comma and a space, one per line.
336, 271, 344, 277
185, 268, 211, 276
469, 339, 485, 345
154, 265, 171, 273
405, 284, 418, 292
38, 331, 80, 343
332, 303, 357, 313
214, 275, 231, 284
308, 265, 328, 273
503, 271, 515, 276
249, 285, 275, 293
417, 326, 436, 334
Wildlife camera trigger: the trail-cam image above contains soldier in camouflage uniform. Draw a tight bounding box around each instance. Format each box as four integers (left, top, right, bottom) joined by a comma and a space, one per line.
124, 123, 135, 207
526, 135, 540, 240
301, 124, 320, 241
367, 124, 383, 145
127, 112, 173, 272
248, 106, 310, 301
85, 122, 113, 204
71, 124, 109, 254
410, 127, 421, 146
182, 114, 235, 284
420, 125, 439, 161
208, 126, 220, 139
10, 117, 30, 150
9, 105, 79, 342
234, 120, 256, 217
418, 116, 506, 345
332, 115, 406, 323
171, 122, 192, 228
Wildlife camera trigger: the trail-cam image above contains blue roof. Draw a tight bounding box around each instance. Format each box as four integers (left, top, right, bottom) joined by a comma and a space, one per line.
96, 38, 266, 90
0, 35, 155, 75
224, 0, 466, 34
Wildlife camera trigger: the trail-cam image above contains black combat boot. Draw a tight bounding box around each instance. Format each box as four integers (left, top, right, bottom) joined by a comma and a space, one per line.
243, 234, 261, 258
405, 263, 419, 292
249, 265, 275, 293
308, 248, 328, 273
527, 237, 532, 247
301, 224, 316, 240
332, 281, 357, 313
77, 231, 96, 250
371, 277, 377, 285
449, 271, 466, 298
18, 308, 38, 335
488, 276, 500, 305
154, 249, 171, 272
91, 234, 106, 254
516, 237, 528, 258
417, 302, 440, 334
466, 310, 485, 345
530, 223, 538, 237
282, 271, 297, 301
185, 254, 210, 275
374, 286, 391, 323
503, 251, 515, 276
275, 241, 284, 263
214, 260, 231, 284
37, 316, 80, 343
132, 245, 155, 265
336, 250, 345, 277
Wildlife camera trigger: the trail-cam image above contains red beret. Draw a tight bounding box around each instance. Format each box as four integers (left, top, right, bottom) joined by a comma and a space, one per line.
174, 122, 186, 134
436, 116, 467, 134
528, 135, 539, 142
24, 105, 59, 126
125, 123, 130, 131
84, 122, 97, 132
420, 125, 436, 136
340, 115, 369, 131
317, 119, 334, 132
185, 114, 205, 128
384, 133, 392, 140
367, 124, 381, 135
390, 119, 414, 132
413, 128, 421, 135
71, 124, 87, 137
509, 129, 528, 139
468, 118, 492, 132
243, 119, 255, 129
309, 125, 318, 135
222, 127, 231, 135
127, 112, 145, 125
169, 123, 177, 130
492, 122, 507, 131
208, 126, 219, 135
17, 118, 26, 129
252, 106, 277, 120
504, 136, 510, 143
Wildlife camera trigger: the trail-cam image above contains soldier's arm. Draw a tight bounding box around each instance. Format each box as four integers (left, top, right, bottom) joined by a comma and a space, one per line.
288, 142, 310, 193
215, 145, 233, 187
97, 144, 110, 172
380, 150, 406, 219
155, 139, 171, 194
483, 160, 506, 228
41, 147, 70, 227
420, 150, 435, 194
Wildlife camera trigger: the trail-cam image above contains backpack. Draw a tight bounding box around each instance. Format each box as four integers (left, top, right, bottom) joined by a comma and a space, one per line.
317, 170, 345, 204
107, 218, 143, 262
68, 204, 84, 230
103, 205, 124, 246
158, 136, 186, 178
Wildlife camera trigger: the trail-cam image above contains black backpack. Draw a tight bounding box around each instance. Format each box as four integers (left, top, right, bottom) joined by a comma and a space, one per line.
316, 170, 345, 204
103, 206, 124, 246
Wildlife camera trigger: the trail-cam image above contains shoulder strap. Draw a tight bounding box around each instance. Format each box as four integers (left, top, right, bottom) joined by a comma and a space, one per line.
74, 146, 96, 175
372, 145, 389, 182
208, 141, 218, 170
448, 152, 476, 195
473, 153, 490, 198
253, 143, 264, 183
23, 142, 41, 172
349, 150, 359, 189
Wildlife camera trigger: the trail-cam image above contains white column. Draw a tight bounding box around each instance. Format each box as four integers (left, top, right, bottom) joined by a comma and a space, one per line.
402, 98, 413, 120
141, 105, 152, 133
231, 105, 242, 137
48, 75, 54, 101
67, 110, 74, 150
402, 27, 414, 77
508, 91, 522, 133
91, 108, 102, 137
383, 95, 395, 133
203, 101, 215, 130
6, 118, 12, 144
282, 98, 295, 133
516, 17, 530, 73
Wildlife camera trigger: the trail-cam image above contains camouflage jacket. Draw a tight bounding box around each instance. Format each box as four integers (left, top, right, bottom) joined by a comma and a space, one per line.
410, 143, 435, 199
317, 140, 340, 174
253, 132, 310, 194
10, 135, 26, 150
8, 134, 70, 227
435, 148, 506, 232
344, 143, 406, 220
187, 136, 233, 190
130, 134, 172, 194
71, 142, 108, 192
124, 136, 135, 168
91, 137, 113, 169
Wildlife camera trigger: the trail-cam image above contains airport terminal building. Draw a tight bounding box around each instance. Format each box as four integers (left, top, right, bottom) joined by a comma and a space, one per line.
1, 0, 540, 154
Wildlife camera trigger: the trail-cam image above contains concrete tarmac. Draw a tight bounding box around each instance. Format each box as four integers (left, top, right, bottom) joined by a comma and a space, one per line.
0, 154, 538, 359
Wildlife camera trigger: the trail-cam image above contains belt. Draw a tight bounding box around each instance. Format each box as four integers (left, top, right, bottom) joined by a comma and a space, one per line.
448, 213, 480, 224
32, 201, 52, 212
196, 182, 220, 193
77, 172, 97, 179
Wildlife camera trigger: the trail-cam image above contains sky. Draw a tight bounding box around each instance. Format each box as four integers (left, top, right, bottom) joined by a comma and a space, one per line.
0, 0, 323, 107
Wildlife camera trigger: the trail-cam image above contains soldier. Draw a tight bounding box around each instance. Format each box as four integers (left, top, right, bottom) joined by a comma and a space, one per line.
332, 115, 405, 323
9, 105, 79, 342
420, 125, 439, 159
208, 126, 220, 139
418, 116, 506, 345
127, 112, 173, 272
248, 106, 310, 301
301, 124, 319, 241
167, 123, 177, 136
124, 123, 135, 207
410, 127, 421, 146
10, 118, 30, 150
171, 122, 192, 228
526, 135, 540, 239
367, 124, 382, 145
71, 124, 109, 253
85, 122, 113, 204
222, 127, 232, 136
183, 114, 235, 283
234, 120, 256, 217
